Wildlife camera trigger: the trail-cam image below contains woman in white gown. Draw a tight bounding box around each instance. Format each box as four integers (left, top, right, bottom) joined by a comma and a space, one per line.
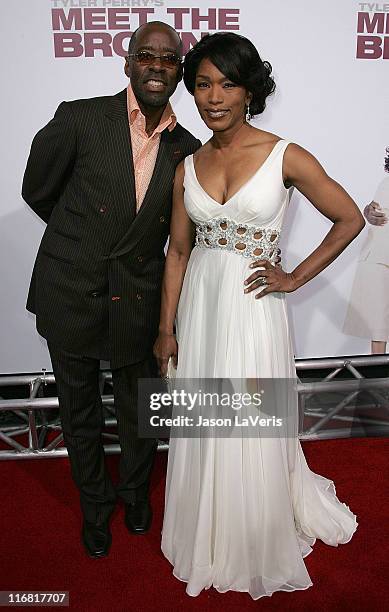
153, 32, 363, 600
343, 148, 389, 354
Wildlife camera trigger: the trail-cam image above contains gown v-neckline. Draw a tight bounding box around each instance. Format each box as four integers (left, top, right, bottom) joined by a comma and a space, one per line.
190, 139, 284, 207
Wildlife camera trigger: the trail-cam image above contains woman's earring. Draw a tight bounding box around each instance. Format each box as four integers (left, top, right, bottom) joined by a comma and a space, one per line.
245, 104, 252, 122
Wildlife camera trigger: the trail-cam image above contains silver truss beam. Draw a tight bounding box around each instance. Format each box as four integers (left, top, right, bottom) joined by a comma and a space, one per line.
0, 354, 387, 459
295, 355, 389, 369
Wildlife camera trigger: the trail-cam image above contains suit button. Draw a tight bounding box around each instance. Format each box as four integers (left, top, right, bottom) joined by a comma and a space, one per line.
99, 205, 107, 213
137, 255, 143, 263
90, 291, 100, 298
136, 293, 142, 301
111, 296, 121, 301
159, 216, 165, 223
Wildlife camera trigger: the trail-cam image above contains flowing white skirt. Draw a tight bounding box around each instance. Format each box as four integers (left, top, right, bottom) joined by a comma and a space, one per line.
161, 247, 358, 600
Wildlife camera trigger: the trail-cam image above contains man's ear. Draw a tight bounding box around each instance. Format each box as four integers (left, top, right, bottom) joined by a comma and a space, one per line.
124, 56, 130, 78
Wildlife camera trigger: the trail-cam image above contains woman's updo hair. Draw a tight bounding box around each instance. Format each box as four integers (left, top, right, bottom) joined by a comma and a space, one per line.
183, 32, 276, 116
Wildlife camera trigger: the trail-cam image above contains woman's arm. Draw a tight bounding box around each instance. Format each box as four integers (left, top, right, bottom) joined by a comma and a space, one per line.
245, 143, 366, 297
153, 160, 194, 375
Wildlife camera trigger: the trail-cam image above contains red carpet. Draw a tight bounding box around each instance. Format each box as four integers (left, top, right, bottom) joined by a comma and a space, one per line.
1, 438, 388, 611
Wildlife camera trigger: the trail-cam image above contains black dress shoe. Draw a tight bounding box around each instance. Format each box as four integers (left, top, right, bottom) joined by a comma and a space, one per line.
125, 500, 152, 534
81, 520, 112, 558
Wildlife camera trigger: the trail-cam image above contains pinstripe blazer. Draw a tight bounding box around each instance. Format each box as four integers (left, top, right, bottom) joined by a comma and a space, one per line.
22, 88, 201, 368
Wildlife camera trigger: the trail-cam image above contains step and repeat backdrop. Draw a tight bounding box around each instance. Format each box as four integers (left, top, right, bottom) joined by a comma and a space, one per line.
1, 0, 388, 373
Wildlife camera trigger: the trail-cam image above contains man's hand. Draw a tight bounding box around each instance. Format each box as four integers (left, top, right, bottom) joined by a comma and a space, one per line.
364, 201, 387, 226
244, 259, 297, 299
153, 332, 178, 377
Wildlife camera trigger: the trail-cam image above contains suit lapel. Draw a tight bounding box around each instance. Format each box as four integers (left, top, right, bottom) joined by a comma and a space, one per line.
111, 128, 177, 257
100, 89, 136, 226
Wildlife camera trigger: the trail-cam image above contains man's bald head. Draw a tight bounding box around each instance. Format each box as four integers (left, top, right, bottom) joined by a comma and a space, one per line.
128, 21, 183, 57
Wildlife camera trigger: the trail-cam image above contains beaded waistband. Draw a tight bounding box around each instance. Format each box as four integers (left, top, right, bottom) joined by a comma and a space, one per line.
195, 218, 280, 262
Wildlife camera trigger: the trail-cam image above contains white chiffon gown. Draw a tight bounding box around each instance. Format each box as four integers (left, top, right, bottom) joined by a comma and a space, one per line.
161, 140, 358, 600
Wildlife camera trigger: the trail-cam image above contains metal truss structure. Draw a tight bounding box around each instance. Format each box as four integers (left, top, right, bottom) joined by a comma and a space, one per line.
0, 355, 388, 460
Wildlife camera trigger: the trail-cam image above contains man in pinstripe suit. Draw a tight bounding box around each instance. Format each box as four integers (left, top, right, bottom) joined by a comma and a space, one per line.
22, 22, 201, 558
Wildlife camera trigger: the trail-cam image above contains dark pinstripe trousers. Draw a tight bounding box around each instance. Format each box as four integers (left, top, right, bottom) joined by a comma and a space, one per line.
48, 343, 158, 525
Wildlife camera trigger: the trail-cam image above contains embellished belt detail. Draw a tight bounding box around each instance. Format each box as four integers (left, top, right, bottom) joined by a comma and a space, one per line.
195, 218, 280, 262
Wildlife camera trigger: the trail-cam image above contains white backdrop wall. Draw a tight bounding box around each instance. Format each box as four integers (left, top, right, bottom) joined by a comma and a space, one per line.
1, 0, 388, 373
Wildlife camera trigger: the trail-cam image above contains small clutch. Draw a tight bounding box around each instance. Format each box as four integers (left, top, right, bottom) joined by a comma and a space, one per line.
166, 357, 177, 380
165, 357, 177, 392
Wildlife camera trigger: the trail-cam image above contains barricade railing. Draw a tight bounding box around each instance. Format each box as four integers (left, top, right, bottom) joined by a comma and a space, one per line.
0, 355, 388, 459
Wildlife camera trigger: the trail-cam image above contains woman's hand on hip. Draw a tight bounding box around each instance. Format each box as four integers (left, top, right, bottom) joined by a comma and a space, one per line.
244, 259, 298, 299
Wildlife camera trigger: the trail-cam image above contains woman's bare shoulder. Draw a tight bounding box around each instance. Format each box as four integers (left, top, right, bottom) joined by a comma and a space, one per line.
246, 128, 285, 154
251, 128, 282, 143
